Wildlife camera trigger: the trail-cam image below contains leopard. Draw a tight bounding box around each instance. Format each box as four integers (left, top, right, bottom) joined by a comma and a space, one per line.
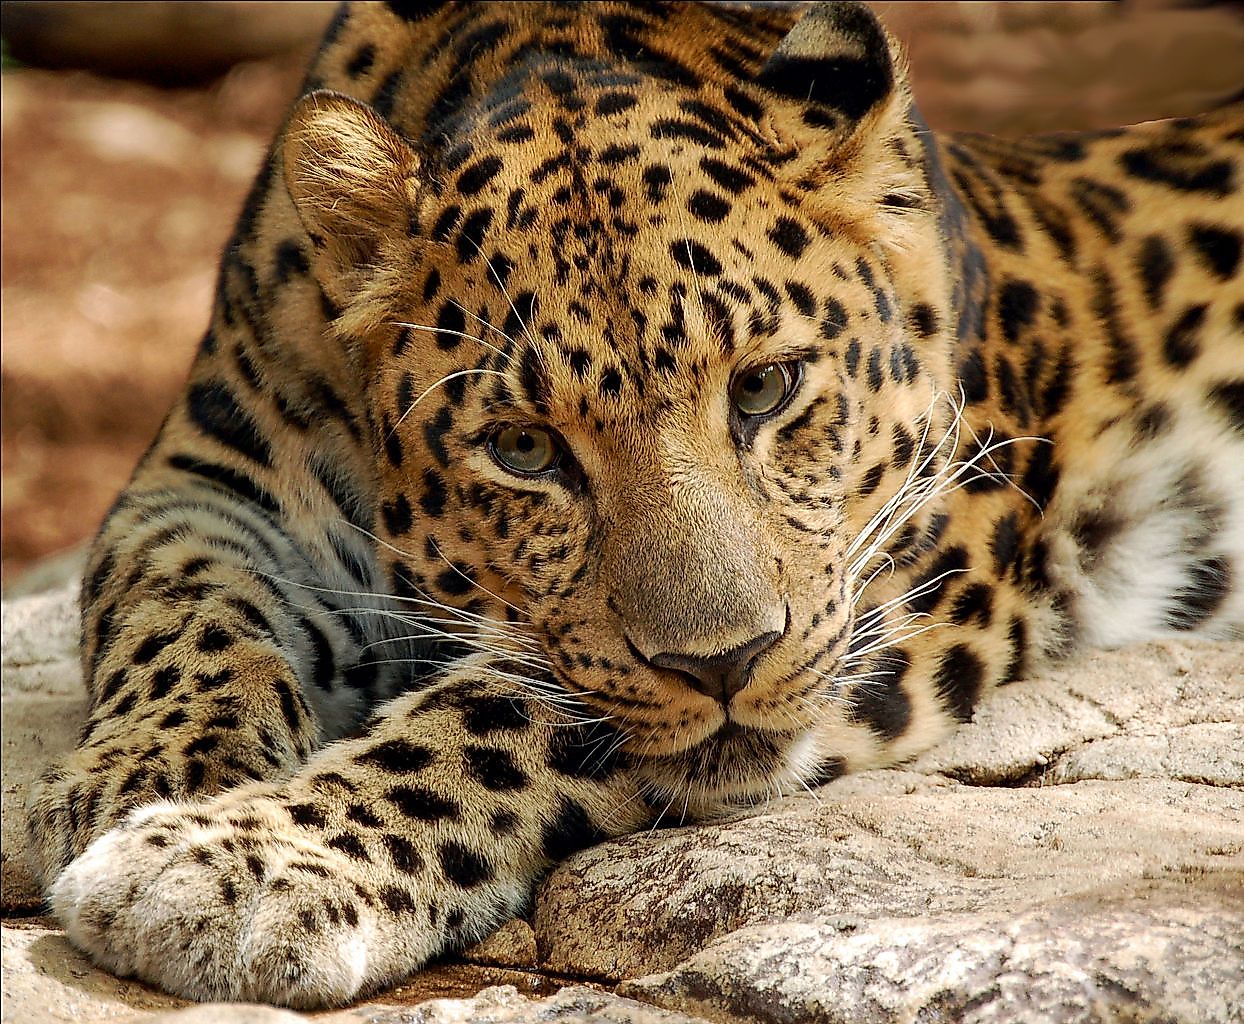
25, 0, 1244, 1009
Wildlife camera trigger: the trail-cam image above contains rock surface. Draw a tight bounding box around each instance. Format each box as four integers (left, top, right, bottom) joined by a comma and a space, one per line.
3, 573, 1243, 1023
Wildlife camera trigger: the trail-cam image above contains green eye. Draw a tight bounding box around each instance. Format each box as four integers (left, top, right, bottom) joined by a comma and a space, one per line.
489, 425, 559, 476
731, 362, 798, 417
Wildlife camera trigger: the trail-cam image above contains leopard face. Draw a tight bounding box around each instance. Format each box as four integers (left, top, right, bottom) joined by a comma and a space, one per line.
283, 5, 958, 806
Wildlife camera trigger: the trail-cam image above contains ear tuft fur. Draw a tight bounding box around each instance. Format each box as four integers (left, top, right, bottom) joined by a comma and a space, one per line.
282, 90, 421, 282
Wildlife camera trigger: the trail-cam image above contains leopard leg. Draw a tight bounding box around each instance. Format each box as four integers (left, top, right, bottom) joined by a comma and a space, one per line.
25, 467, 382, 885
49, 662, 646, 1009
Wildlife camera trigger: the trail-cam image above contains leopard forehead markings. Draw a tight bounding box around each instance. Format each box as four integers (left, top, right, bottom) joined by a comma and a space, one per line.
26, 0, 1244, 1010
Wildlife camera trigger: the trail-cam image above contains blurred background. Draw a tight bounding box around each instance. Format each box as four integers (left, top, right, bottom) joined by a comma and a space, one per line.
3, 0, 1244, 589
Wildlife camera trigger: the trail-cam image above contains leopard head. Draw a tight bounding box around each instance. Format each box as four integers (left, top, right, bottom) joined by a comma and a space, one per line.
283, 1, 957, 809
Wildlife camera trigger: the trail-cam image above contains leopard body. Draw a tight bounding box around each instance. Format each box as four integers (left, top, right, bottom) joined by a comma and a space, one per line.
27, 0, 1244, 1007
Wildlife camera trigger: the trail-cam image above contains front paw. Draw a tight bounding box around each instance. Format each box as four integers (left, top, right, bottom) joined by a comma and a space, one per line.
49, 795, 447, 1008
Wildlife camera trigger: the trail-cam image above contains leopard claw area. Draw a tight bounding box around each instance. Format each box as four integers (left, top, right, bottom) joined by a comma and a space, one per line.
48, 805, 401, 1009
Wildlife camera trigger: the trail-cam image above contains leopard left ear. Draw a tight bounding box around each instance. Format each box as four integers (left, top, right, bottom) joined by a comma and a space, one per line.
282, 90, 422, 309
757, 1, 900, 136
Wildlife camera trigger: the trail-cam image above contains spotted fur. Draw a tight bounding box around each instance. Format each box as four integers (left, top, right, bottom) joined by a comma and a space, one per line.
28, 1, 1244, 1008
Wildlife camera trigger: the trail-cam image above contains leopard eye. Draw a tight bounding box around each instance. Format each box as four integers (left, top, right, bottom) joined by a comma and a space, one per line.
731, 362, 798, 418
489, 425, 559, 476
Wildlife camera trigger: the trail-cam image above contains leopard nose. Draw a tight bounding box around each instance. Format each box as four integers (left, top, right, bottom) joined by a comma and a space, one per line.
648, 630, 782, 706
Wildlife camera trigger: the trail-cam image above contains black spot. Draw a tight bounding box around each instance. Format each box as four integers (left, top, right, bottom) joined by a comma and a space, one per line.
149, 665, 181, 701
933, 643, 985, 723
600, 367, 623, 396
699, 156, 754, 195
187, 381, 271, 466
382, 493, 413, 536
1209, 380, 1244, 435
457, 156, 503, 196
438, 840, 493, 888
949, 583, 994, 627
1069, 177, 1130, 242
767, 217, 810, 259
456, 208, 493, 263
422, 404, 453, 469
435, 562, 475, 597
599, 143, 640, 167
858, 462, 885, 498
671, 240, 722, 276
327, 833, 369, 861
1091, 268, 1138, 385
1165, 556, 1231, 630
1019, 442, 1059, 511
464, 745, 528, 791
958, 349, 988, 404
387, 785, 460, 821
1136, 235, 1175, 310
490, 809, 520, 836
848, 650, 911, 741
820, 298, 848, 340
378, 885, 415, 914
908, 547, 970, 615
650, 118, 724, 149
1189, 224, 1241, 280
1070, 508, 1125, 572
355, 739, 435, 774
197, 624, 233, 654
990, 513, 1021, 575
540, 797, 599, 862
865, 347, 883, 392
1002, 616, 1028, 683
784, 282, 816, 318
997, 279, 1039, 344
421, 469, 448, 519
1120, 143, 1233, 195
844, 339, 860, 377
1162, 304, 1206, 369
464, 695, 532, 736
548, 720, 623, 780
347, 803, 383, 827
596, 92, 637, 116
383, 1, 448, 22
687, 189, 731, 224
909, 303, 939, 339
345, 42, 376, 78
133, 628, 180, 665
288, 803, 326, 829
383, 833, 423, 874
431, 204, 462, 242
273, 239, 310, 284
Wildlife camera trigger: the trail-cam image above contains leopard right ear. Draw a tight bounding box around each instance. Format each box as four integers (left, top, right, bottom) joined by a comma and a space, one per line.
281, 90, 422, 306
756, 2, 901, 139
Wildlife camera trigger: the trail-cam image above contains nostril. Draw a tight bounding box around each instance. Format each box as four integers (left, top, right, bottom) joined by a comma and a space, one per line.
647, 629, 782, 705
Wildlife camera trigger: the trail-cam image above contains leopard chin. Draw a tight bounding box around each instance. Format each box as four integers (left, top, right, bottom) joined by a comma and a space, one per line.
631, 721, 830, 821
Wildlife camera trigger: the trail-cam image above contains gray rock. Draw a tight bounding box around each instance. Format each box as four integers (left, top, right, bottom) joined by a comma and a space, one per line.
333, 986, 714, 1024
149, 1004, 307, 1024
622, 874, 1244, 1024
1, 583, 84, 911
535, 776, 1244, 979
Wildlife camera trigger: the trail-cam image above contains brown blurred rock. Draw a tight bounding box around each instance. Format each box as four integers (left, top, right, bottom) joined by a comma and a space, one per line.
1, 2, 335, 84
874, 0, 1244, 133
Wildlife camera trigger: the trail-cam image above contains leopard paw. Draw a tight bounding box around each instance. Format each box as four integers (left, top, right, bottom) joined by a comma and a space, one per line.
49, 796, 451, 1008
